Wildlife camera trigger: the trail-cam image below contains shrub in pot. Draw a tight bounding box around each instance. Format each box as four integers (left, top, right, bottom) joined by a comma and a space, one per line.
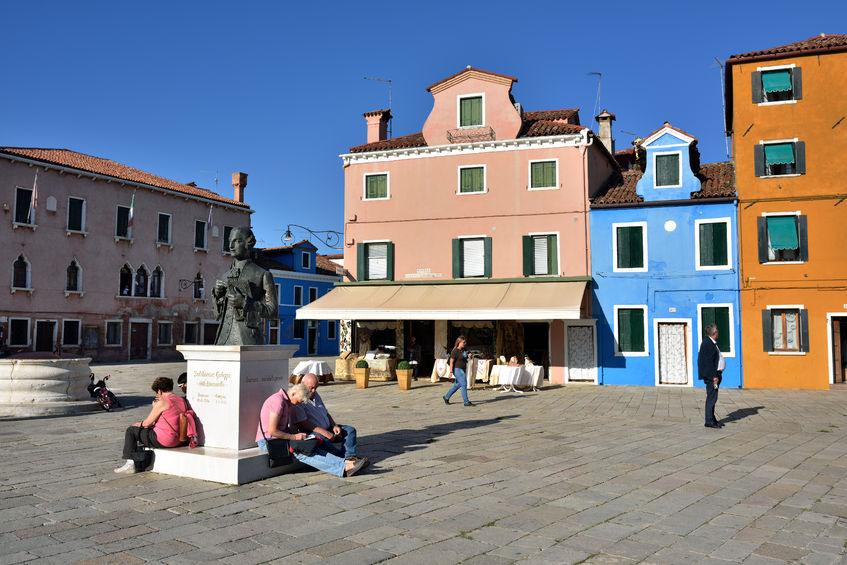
354, 360, 369, 388
396, 360, 413, 390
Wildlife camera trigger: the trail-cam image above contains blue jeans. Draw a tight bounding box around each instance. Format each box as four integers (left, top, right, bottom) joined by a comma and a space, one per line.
445, 368, 469, 404
258, 438, 346, 477
321, 425, 358, 459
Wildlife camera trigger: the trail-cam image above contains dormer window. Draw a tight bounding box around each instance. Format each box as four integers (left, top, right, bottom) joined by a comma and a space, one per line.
459, 95, 483, 127
301, 252, 310, 270
654, 152, 681, 187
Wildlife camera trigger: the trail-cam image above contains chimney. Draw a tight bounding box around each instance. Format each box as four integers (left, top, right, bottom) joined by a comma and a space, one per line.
232, 172, 247, 203
363, 109, 392, 143
595, 109, 616, 154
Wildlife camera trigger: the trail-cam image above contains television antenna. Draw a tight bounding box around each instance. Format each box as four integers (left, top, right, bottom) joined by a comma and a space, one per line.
364, 76, 393, 137
201, 170, 219, 191
712, 57, 731, 159
587, 72, 602, 126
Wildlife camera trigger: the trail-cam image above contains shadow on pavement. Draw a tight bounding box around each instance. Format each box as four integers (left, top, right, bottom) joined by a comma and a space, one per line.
722, 406, 764, 423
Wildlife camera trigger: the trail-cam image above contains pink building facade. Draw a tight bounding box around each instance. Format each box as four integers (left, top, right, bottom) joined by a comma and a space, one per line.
1, 148, 252, 361
301, 68, 619, 384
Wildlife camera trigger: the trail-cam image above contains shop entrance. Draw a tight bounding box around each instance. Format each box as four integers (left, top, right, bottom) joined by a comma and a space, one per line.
130, 322, 149, 360
523, 322, 550, 374
832, 317, 847, 383
405, 320, 434, 378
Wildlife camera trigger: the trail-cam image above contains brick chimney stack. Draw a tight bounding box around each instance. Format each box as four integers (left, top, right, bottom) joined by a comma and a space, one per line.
232, 172, 248, 203
595, 109, 616, 155
363, 109, 392, 143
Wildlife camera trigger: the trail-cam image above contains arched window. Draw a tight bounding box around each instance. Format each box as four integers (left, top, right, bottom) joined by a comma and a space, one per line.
66, 260, 81, 292
150, 266, 163, 298
13, 255, 29, 288
134, 266, 148, 297
119, 264, 132, 296
193, 272, 205, 299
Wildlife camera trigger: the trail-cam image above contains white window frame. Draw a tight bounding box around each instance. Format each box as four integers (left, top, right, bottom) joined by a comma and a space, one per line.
309, 287, 318, 304
194, 220, 207, 251
105, 320, 123, 347
757, 63, 798, 106
458, 234, 488, 279
696, 303, 736, 357
66, 196, 87, 234
14, 186, 35, 227
528, 159, 559, 191
222, 225, 234, 254
301, 252, 311, 270
765, 304, 806, 356
62, 319, 82, 346
156, 212, 172, 245
363, 239, 391, 281
274, 283, 281, 306
8, 317, 31, 347
115, 205, 131, 240
652, 318, 695, 387
613, 305, 649, 357
612, 221, 648, 273
293, 285, 303, 306
362, 171, 390, 201
183, 322, 200, 345
268, 318, 280, 345
327, 320, 337, 340
11, 254, 32, 292
759, 138, 802, 178
457, 93, 485, 128
527, 231, 560, 276
761, 211, 803, 265
653, 151, 683, 188
694, 217, 732, 271
157, 321, 173, 346
457, 164, 487, 195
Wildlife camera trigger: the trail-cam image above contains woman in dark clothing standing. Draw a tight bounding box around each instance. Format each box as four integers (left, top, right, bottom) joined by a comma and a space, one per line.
443, 335, 474, 406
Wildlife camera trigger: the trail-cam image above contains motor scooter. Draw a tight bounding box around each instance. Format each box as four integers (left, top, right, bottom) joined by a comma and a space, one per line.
87, 373, 122, 411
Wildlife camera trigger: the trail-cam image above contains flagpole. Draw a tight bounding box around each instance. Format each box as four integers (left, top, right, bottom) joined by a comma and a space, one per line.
27, 171, 38, 224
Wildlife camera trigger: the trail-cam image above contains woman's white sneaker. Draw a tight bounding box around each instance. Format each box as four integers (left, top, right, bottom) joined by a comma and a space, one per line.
114, 460, 136, 474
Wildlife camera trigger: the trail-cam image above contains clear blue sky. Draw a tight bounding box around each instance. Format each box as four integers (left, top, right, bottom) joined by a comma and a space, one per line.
2, 1, 843, 252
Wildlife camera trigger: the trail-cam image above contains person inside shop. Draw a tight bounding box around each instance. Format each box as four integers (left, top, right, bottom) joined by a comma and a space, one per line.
443, 335, 474, 407
407, 335, 421, 381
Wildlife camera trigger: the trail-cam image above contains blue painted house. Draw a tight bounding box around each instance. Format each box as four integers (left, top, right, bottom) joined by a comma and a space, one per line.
258, 241, 341, 356
590, 123, 740, 387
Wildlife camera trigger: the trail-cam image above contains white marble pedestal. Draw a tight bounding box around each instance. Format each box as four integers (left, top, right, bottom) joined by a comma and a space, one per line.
151, 344, 298, 484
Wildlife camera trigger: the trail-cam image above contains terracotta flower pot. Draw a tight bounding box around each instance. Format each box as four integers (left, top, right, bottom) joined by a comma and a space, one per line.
354, 368, 370, 389
396, 369, 413, 390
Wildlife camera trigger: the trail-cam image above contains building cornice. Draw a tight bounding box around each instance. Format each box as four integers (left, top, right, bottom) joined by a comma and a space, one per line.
340, 130, 589, 166
0, 153, 252, 213
269, 269, 341, 283
335, 275, 591, 287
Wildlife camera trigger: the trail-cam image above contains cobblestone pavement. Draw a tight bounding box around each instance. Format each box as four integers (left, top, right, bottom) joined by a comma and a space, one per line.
1, 360, 846, 564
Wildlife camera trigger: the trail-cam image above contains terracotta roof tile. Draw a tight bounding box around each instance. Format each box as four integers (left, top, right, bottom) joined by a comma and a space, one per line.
0, 147, 248, 208
728, 34, 847, 62
316, 254, 341, 276
592, 162, 736, 207
521, 109, 579, 123
427, 67, 518, 92
349, 132, 427, 153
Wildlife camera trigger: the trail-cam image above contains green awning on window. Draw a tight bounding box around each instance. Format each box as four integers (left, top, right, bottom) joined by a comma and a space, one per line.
764, 143, 795, 165
766, 216, 799, 251
762, 70, 792, 93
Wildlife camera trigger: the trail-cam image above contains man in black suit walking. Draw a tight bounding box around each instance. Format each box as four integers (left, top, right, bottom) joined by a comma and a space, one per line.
698, 324, 725, 428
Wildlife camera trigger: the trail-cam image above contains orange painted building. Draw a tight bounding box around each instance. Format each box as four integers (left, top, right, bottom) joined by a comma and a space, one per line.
725, 35, 847, 389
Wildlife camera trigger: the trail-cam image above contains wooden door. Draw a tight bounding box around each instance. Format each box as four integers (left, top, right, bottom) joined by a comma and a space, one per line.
308, 321, 317, 355
130, 322, 148, 360
35, 321, 55, 352
834, 319, 845, 383
202, 322, 219, 345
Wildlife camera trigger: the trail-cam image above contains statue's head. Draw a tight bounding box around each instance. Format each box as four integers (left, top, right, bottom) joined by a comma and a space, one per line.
229, 226, 256, 260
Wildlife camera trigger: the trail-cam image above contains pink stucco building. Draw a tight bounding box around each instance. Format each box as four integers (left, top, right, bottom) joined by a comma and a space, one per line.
1, 148, 252, 361
301, 67, 619, 384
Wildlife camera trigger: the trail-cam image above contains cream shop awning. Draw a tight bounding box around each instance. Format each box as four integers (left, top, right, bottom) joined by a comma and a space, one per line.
295, 280, 588, 321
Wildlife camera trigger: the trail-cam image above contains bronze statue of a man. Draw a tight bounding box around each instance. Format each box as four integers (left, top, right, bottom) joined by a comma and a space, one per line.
213, 226, 278, 345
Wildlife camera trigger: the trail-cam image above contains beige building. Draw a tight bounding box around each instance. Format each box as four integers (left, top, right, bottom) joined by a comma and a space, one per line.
1, 147, 252, 361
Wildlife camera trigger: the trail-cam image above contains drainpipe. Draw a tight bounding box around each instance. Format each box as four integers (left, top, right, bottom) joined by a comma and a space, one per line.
734, 197, 744, 389
581, 131, 602, 384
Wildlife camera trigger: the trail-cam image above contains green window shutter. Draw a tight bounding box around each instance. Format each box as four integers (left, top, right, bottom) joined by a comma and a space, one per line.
530, 161, 555, 188
791, 67, 802, 100
762, 309, 774, 352
522, 235, 532, 276
630, 309, 644, 352
799, 309, 810, 352
617, 226, 644, 269
548, 234, 558, 275
756, 216, 769, 263
699, 222, 727, 267
751, 71, 763, 103
616, 227, 630, 268
655, 154, 680, 186
356, 243, 366, 281
797, 215, 808, 262
619, 308, 645, 353
483, 237, 492, 278
386, 242, 394, 281
452, 238, 461, 278
715, 308, 730, 352
460, 96, 482, 127
366, 174, 387, 199
754, 145, 765, 177
460, 167, 484, 193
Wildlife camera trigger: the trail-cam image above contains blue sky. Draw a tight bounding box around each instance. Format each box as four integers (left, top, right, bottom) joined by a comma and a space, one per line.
2, 1, 843, 252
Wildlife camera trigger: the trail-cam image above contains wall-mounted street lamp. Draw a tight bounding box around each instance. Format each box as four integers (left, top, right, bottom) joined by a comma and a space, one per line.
282, 224, 343, 250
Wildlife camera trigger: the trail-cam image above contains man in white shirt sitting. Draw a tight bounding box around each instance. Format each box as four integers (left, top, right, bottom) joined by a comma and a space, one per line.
293, 373, 368, 467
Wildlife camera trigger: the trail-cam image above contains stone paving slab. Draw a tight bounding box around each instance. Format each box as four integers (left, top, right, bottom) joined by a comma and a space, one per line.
1, 360, 846, 564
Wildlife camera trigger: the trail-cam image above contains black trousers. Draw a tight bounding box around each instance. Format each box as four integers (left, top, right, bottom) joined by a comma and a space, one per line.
122, 426, 163, 459
704, 373, 722, 425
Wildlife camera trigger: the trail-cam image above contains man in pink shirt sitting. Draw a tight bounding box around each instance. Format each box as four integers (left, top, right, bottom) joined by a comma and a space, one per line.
256, 383, 366, 477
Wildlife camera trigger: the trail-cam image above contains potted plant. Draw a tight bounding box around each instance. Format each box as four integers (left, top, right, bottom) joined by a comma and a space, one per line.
354, 359, 369, 389
396, 360, 413, 390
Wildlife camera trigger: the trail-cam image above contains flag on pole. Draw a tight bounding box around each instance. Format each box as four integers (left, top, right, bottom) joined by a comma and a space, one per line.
27, 171, 38, 224
207, 205, 213, 231
128, 193, 135, 228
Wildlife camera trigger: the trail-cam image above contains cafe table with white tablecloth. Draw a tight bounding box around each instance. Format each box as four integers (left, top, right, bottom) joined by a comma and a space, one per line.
290, 360, 334, 384
489, 364, 544, 392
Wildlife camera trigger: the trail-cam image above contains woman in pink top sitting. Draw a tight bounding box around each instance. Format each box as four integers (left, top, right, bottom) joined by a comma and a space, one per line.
114, 376, 196, 474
